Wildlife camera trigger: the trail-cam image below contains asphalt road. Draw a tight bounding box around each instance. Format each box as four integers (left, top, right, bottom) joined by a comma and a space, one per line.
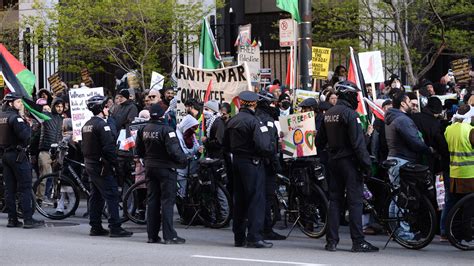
0, 210, 471, 265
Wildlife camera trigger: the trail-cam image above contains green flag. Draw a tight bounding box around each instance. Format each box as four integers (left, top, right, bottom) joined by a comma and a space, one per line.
199, 17, 221, 69
276, 0, 301, 23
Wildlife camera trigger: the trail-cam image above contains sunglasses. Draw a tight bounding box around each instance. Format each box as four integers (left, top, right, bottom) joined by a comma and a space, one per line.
148, 95, 157, 99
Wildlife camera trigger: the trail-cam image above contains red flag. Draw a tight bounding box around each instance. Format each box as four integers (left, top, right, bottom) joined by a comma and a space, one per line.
201, 79, 213, 134
285, 50, 293, 87
363, 97, 385, 121
347, 47, 368, 116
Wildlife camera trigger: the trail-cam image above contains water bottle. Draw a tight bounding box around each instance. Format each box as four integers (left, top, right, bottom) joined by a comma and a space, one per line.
363, 184, 373, 200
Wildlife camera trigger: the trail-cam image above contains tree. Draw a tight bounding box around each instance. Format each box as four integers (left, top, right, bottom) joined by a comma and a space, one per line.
22, 0, 218, 90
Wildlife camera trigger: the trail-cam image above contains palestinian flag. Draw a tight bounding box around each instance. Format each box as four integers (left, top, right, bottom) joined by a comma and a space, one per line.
363, 97, 385, 121
0, 44, 50, 122
198, 17, 221, 69
347, 46, 371, 129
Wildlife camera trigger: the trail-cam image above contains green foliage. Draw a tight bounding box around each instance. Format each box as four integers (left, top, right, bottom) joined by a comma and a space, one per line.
0, 4, 20, 57
22, 0, 219, 89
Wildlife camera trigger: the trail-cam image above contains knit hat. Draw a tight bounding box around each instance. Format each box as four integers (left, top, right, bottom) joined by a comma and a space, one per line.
204, 100, 220, 113
426, 97, 442, 114
118, 89, 130, 99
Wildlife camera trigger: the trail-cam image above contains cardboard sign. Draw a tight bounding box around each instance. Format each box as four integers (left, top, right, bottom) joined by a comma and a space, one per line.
69, 87, 104, 141
358, 51, 385, 83
294, 89, 320, 109
279, 111, 317, 158
279, 19, 295, 47
80, 68, 93, 87
176, 63, 251, 122
311, 47, 331, 79
238, 45, 261, 84
47, 72, 64, 95
450, 58, 472, 84
150, 71, 164, 91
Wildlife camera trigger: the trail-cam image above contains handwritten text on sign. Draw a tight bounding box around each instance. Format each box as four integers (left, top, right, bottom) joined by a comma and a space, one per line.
279, 111, 317, 158
176, 63, 251, 122
69, 87, 104, 141
312, 47, 331, 79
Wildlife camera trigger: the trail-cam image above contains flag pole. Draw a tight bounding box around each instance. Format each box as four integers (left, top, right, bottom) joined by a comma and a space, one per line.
293, 19, 298, 91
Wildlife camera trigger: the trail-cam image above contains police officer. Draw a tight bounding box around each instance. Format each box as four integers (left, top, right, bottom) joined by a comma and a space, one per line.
317, 81, 378, 252
0, 92, 44, 228
135, 104, 187, 244
224, 91, 273, 248
255, 90, 286, 241
82, 95, 132, 237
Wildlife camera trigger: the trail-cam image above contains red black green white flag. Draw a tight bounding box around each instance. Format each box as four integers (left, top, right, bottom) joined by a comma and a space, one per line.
0, 44, 50, 122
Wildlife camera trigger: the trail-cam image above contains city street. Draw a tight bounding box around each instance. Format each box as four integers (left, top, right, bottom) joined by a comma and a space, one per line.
0, 210, 471, 265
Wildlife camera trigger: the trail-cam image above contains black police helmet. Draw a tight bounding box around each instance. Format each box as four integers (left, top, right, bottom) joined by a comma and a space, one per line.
86, 95, 108, 115
334, 81, 359, 109
3, 92, 23, 102
298, 98, 318, 109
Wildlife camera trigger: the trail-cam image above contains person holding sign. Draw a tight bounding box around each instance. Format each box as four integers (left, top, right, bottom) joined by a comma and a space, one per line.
82, 95, 133, 238
224, 91, 273, 248
317, 81, 379, 252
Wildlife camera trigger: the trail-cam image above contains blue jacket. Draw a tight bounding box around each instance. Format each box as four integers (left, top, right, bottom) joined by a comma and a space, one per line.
384, 108, 430, 162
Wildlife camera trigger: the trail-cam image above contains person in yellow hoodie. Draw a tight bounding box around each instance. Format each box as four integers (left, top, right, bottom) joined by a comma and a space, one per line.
444, 104, 474, 247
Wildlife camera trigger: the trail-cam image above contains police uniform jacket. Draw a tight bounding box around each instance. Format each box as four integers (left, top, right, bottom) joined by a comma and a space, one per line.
81, 116, 117, 166
224, 108, 273, 159
256, 107, 281, 171
317, 99, 371, 170
135, 119, 186, 169
0, 107, 31, 149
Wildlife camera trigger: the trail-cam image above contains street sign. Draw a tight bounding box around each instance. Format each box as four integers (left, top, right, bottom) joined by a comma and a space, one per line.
279, 19, 295, 47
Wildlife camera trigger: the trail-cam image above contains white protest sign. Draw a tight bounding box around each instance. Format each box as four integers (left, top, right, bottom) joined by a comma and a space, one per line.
176, 63, 251, 122
358, 51, 384, 83
238, 24, 252, 46
294, 89, 320, 109
238, 45, 260, 84
279, 111, 317, 158
69, 87, 104, 141
279, 19, 295, 47
150, 71, 164, 91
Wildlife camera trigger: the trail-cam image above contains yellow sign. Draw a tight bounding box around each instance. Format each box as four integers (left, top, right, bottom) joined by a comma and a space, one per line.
312, 47, 331, 79
0, 74, 4, 88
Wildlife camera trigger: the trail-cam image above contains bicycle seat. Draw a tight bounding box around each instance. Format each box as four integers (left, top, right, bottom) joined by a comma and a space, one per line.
381, 159, 398, 169
198, 158, 221, 166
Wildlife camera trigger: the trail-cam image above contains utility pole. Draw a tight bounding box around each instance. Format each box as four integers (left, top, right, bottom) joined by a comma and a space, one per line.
299, 0, 312, 90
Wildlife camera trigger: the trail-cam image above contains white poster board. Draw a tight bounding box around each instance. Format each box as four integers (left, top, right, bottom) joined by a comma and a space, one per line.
294, 89, 320, 109
279, 111, 317, 158
358, 51, 384, 83
238, 45, 261, 84
279, 19, 295, 47
176, 63, 251, 122
69, 87, 104, 141
150, 71, 164, 91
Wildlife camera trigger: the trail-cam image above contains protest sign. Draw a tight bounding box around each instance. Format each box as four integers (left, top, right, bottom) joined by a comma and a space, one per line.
237, 24, 252, 46
311, 47, 331, 79
259, 68, 272, 86
294, 89, 319, 109
48, 72, 64, 95
450, 58, 471, 84
150, 71, 164, 91
279, 19, 295, 47
69, 87, 104, 141
176, 63, 251, 122
238, 45, 261, 84
358, 51, 384, 83
279, 111, 317, 158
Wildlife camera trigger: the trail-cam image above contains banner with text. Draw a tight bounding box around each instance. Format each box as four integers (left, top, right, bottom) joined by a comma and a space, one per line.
279, 111, 317, 158
69, 87, 104, 141
176, 63, 251, 121
238, 45, 261, 84
311, 47, 331, 79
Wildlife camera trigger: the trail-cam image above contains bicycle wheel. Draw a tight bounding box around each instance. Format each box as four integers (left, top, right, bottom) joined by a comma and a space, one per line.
384, 194, 436, 249
290, 184, 328, 239
446, 193, 474, 251
195, 183, 232, 229
123, 179, 148, 225
270, 194, 280, 227
33, 174, 80, 220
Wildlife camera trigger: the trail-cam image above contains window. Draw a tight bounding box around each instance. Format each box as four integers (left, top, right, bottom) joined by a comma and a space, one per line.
245, 0, 280, 14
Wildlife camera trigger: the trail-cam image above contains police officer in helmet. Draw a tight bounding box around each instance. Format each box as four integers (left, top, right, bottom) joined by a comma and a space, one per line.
135, 103, 187, 244
224, 91, 274, 248
82, 95, 132, 237
317, 81, 378, 252
256, 90, 286, 240
0, 92, 44, 228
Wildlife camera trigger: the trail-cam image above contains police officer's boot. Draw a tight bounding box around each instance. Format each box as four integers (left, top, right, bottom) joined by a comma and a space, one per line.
7, 218, 23, 228
23, 218, 45, 229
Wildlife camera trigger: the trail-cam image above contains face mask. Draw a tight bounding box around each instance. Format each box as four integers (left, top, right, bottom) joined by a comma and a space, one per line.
281, 101, 291, 110
338, 76, 346, 82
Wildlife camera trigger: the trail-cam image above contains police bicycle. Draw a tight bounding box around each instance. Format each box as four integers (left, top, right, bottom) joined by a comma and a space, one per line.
123, 157, 232, 229
33, 141, 132, 220
272, 157, 329, 239
364, 159, 437, 250
445, 192, 474, 251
